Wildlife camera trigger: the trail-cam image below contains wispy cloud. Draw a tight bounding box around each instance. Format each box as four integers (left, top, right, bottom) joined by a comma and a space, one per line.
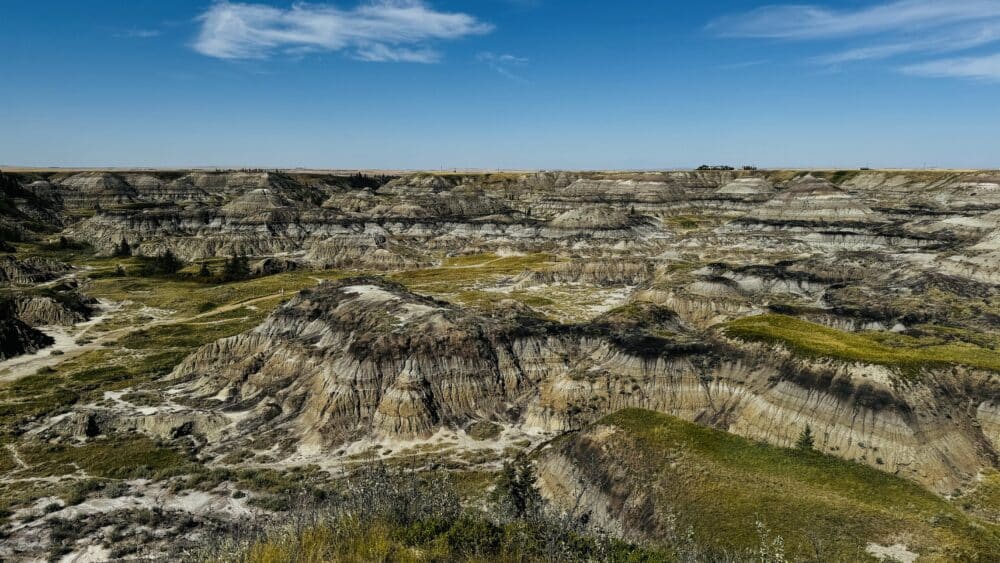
118, 29, 161, 39
812, 23, 1000, 64
193, 0, 493, 62
478, 51, 528, 81
708, 1, 1000, 39
708, 1, 1000, 81
902, 53, 1000, 80
719, 59, 770, 70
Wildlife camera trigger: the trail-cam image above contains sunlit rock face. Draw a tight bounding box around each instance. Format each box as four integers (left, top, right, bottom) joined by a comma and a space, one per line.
5, 168, 1000, 495
168, 278, 551, 444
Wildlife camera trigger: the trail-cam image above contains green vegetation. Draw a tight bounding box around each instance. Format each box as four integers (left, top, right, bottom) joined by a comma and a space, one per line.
0, 349, 182, 435
662, 214, 723, 231
794, 424, 815, 450
211, 515, 671, 563
221, 255, 251, 282
390, 252, 556, 290
86, 268, 346, 317
725, 314, 1000, 375
18, 436, 189, 479
135, 249, 184, 276
389, 252, 625, 322
0, 268, 340, 437
957, 470, 1000, 524
0, 445, 17, 473
597, 409, 1000, 560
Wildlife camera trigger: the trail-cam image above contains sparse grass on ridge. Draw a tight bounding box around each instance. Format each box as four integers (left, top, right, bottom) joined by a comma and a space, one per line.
724, 314, 1000, 375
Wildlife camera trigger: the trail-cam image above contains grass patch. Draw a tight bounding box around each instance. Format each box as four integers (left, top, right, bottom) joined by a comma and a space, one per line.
18, 436, 189, 479
957, 470, 1000, 523
0, 349, 188, 436
86, 269, 348, 318
390, 253, 555, 290
0, 305, 267, 436
662, 215, 721, 231
0, 445, 18, 473
119, 316, 264, 350
724, 314, 1000, 375
597, 409, 1000, 560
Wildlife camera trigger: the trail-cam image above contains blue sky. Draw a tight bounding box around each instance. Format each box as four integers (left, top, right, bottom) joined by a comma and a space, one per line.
2, 0, 999, 170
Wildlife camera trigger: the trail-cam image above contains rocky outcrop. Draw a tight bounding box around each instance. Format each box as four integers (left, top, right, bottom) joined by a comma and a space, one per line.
46, 407, 229, 443
54, 172, 139, 209
0, 172, 64, 240
168, 278, 552, 444
304, 231, 433, 271
14, 293, 95, 326
0, 256, 73, 285
0, 301, 54, 360
741, 175, 884, 227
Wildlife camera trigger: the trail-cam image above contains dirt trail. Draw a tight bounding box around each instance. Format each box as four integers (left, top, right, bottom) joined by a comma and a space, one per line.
0, 291, 289, 383
5, 444, 28, 470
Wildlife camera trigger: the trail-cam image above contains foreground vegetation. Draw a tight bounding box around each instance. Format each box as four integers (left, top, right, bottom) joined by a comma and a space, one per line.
595, 409, 1000, 561
204, 460, 778, 563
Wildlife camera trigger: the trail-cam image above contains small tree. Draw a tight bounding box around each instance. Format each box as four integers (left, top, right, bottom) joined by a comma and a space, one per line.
796, 424, 815, 451
114, 264, 126, 277
159, 249, 183, 275
113, 239, 132, 258
139, 249, 183, 276
199, 261, 212, 277
492, 457, 541, 521
222, 255, 251, 282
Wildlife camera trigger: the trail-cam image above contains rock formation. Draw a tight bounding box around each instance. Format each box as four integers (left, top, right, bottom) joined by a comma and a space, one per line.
0, 300, 54, 360
166, 276, 999, 494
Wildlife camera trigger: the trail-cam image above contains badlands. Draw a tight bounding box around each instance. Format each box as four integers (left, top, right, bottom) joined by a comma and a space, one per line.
0, 168, 999, 561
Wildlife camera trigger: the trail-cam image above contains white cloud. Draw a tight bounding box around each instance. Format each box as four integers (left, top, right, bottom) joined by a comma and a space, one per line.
902, 53, 1000, 80
193, 0, 493, 62
708, 0, 1000, 39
